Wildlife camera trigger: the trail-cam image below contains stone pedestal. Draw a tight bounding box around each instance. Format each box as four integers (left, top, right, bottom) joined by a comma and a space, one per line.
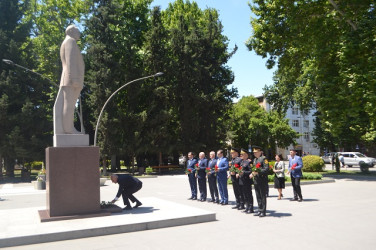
45, 146, 100, 217
53, 134, 89, 147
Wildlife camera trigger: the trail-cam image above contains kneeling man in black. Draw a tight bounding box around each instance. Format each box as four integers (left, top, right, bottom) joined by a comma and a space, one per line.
111, 174, 143, 210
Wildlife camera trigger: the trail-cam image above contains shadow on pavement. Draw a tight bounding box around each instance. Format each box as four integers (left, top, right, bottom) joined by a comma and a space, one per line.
323, 173, 376, 182
267, 210, 292, 218
117, 206, 160, 215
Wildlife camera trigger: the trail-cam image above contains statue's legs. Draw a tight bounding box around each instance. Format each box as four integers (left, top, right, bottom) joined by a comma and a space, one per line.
53, 88, 64, 134
62, 86, 82, 134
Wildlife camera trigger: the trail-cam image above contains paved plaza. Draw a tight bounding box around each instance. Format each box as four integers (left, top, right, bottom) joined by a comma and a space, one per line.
1, 166, 376, 249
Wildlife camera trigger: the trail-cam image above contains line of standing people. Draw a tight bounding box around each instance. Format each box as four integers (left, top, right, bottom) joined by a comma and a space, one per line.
186, 147, 304, 218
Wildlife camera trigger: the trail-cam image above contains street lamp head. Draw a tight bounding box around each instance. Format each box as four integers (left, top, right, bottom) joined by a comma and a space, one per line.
154, 72, 164, 77
2, 59, 14, 65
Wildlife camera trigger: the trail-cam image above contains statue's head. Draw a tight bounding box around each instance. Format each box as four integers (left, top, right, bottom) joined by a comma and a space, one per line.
66, 24, 80, 40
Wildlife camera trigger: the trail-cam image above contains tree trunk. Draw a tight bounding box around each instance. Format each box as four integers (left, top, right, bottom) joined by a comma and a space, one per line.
102, 156, 108, 176
111, 154, 117, 172
5, 158, 15, 177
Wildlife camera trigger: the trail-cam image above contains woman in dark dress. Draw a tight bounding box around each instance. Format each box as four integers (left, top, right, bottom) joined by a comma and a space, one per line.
273, 154, 285, 200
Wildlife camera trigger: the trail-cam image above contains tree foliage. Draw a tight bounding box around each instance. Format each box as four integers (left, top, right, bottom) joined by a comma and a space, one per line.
230, 96, 297, 155
0, 0, 51, 176
247, 0, 376, 151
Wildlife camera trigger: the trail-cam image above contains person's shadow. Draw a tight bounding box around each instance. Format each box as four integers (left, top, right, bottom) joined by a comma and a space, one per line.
266, 209, 292, 217
123, 206, 160, 214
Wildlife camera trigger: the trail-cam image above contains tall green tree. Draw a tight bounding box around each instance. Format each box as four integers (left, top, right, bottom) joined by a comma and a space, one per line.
85, 0, 152, 169
136, 6, 178, 165
0, 0, 51, 176
247, 0, 376, 152
230, 96, 297, 156
162, 0, 237, 153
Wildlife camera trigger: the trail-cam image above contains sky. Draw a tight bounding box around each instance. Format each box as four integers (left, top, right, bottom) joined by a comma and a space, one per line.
151, 0, 276, 100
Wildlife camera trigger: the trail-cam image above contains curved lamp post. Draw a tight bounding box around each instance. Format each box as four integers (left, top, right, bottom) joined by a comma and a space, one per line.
2, 59, 85, 133
94, 72, 164, 146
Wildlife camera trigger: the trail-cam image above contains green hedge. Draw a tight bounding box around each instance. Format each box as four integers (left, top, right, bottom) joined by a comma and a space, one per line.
302, 155, 325, 172
25, 161, 43, 170
268, 172, 322, 182
145, 167, 153, 175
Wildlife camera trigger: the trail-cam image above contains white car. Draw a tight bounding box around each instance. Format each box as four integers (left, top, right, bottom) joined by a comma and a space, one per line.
340, 152, 376, 167
321, 152, 336, 164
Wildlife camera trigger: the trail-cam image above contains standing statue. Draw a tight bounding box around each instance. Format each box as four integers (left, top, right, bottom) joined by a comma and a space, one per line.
53, 24, 84, 135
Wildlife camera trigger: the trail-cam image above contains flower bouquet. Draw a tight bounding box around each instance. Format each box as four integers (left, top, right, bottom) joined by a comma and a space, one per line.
235, 164, 242, 174
205, 167, 211, 173
100, 201, 115, 208
229, 165, 237, 174
291, 163, 297, 170
252, 162, 261, 173
195, 163, 200, 172
185, 168, 192, 174
215, 165, 219, 172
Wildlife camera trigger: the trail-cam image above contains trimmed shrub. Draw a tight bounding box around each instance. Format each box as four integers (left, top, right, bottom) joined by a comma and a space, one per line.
302, 155, 325, 172
302, 173, 322, 180
359, 162, 370, 173
145, 167, 153, 175
25, 161, 43, 170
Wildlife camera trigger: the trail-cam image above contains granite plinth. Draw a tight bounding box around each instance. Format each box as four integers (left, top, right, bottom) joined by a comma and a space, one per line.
45, 146, 100, 218
53, 134, 89, 147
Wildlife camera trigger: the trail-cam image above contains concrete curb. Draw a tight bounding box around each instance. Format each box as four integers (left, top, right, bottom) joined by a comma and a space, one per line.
0, 214, 215, 248
280, 178, 336, 187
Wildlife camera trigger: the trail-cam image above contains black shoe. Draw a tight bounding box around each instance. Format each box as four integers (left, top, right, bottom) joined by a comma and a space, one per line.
238, 204, 245, 210
259, 213, 266, 217
232, 204, 239, 209
290, 198, 298, 201
254, 212, 261, 216
192, 197, 197, 200
188, 197, 193, 200
216, 200, 220, 204
222, 202, 228, 205
220, 201, 224, 205
123, 206, 132, 210
298, 198, 303, 202
201, 199, 206, 202
133, 202, 142, 208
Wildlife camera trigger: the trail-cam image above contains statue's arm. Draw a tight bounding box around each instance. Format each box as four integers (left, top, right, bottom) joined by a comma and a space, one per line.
65, 38, 81, 87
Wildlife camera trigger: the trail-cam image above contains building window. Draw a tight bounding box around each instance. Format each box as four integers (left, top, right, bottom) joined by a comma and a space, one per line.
292, 120, 299, 127
304, 132, 310, 141
292, 107, 299, 115
304, 120, 309, 128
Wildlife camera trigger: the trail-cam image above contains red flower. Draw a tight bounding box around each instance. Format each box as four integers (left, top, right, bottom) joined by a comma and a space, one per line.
292, 163, 297, 170
215, 165, 218, 171
195, 163, 199, 167
188, 169, 192, 172
235, 164, 240, 168
256, 163, 261, 168
205, 167, 211, 173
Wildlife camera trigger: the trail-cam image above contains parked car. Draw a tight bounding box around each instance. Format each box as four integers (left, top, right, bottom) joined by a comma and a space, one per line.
340, 152, 376, 167
321, 152, 336, 164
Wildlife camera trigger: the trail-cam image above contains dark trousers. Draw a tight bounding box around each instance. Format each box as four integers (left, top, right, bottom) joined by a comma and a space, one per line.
122, 182, 142, 206
188, 173, 197, 198
217, 175, 228, 203
231, 175, 244, 205
291, 176, 302, 199
241, 180, 254, 208
254, 181, 267, 214
208, 174, 219, 201
197, 176, 207, 200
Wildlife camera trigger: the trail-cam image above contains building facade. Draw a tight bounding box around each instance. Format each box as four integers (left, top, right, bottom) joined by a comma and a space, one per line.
256, 96, 320, 157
